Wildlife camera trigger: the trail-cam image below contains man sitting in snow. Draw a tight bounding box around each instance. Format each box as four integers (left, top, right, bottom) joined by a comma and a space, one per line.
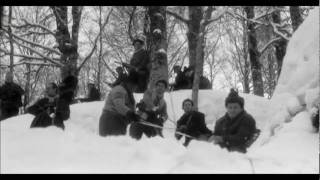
129, 79, 168, 140
209, 89, 259, 153
27, 83, 61, 129
175, 99, 212, 147
99, 73, 140, 136
122, 35, 151, 93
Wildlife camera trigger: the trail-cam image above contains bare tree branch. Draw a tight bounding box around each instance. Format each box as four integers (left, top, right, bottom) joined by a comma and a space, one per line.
77, 8, 113, 72
128, 6, 136, 42
166, 10, 189, 24
270, 21, 290, 41
5, 35, 63, 66
2, 28, 61, 55
204, 8, 226, 26
10, 18, 56, 36
259, 37, 282, 55
0, 46, 60, 61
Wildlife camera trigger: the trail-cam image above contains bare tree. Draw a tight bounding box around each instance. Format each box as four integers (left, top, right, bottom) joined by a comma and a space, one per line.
167, 6, 226, 109
290, 6, 303, 32
145, 6, 168, 89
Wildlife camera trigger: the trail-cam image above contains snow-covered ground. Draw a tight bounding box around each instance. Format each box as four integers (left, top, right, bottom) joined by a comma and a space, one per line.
1, 8, 319, 174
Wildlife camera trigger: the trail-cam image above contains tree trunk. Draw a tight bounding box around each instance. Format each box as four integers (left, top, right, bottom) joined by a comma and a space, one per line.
98, 6, 102, 92
187, 6, 202, 70
8, 6, 14, 74
290, 6, 303, 32
0, 6, 3, 29
51, 6, 81, 79
191, 32, 205, 110
147, 6, 168, 89
24, 64, 31, 111
272, 10, 288, 78
244, 6, 264, 97
242, 18, 250, 94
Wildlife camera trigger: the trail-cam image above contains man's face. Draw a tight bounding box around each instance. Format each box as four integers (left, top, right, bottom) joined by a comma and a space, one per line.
46, 84, 57, 97
155, 82, 166, 95
183, 101, 193, 113
226, 103, 242, 119
133, 41, 143, 51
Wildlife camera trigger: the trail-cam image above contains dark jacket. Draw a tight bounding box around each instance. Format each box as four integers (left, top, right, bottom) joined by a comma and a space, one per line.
55, 75, 78, 122
88, 87, 100, 101
176, 111, 212, 138
129, 49, 151, 93
0, 82, 24, 109
213, 110, 257, 153
99, 83, 135, 136
199, 76, 212, 89
27, 97, 57, 128
173, 70, 189, 90
0, 82, 24, 120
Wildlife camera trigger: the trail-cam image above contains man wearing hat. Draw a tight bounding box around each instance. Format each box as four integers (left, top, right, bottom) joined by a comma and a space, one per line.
209, 89, 258, 153
123, 35, 151, 93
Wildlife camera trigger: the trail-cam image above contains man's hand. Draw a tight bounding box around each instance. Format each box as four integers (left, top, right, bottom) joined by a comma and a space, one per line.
208, 135, 223, 144
126, 111, 140, 123
177, 125, 187, 132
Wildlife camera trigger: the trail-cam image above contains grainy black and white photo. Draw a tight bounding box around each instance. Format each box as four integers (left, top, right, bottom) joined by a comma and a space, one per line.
0, 5, 319, 174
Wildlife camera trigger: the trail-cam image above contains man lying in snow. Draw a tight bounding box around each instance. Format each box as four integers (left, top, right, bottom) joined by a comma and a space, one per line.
209, 89, 260, 153
130, 79, 168, 140
175, 99, 212, 147
27, 83, 63, 129
99, 73, 140, 136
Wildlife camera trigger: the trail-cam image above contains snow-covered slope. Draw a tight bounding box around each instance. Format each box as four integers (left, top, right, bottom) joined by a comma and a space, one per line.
1, 8, 319, 174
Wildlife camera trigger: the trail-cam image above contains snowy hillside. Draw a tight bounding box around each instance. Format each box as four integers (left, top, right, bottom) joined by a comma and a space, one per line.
1, 8, 319, 174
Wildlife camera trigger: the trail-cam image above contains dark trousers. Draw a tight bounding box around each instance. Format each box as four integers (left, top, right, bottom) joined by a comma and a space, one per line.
129, 121, 163, 140
99, 110, 129, 136
30, 112, 65, 130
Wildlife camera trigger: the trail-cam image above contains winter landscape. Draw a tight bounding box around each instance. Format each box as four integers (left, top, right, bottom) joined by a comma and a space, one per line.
0, 6, 319, 174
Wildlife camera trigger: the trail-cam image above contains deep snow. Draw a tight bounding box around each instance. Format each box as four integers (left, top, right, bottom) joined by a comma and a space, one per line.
1, 7, 319, 174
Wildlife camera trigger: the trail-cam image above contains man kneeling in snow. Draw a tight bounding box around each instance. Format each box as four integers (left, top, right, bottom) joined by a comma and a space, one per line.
175, 99, 212, 147
209, 89, 259, 153
99, 73, 140, 136
27, 83, 62, 129
129, 79, 168, 140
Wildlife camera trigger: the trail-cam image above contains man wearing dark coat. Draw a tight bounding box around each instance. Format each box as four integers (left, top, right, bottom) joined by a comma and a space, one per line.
80, 83, 101, 102
99, 73, 140, 136
123, 35, 151, 93
172, 65, 189, 90
175, 99, 212, 147
27, 83, 63, 129
53, 72, 78, 129
209, 89, 259, 153
0, 72, 25, 121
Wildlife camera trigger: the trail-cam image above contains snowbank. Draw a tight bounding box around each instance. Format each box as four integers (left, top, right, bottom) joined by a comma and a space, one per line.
1, 89, 317, 173
263, 7, 319, 141
1, 7, 318, 174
